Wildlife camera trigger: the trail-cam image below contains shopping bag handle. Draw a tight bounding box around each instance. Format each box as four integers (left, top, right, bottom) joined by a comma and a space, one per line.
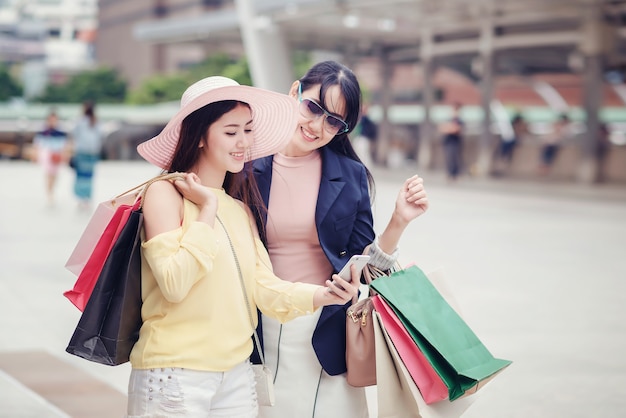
111, 172, 186, 209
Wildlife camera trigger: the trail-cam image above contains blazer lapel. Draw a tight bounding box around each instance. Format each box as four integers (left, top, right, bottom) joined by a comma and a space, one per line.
315, 148, 345, 227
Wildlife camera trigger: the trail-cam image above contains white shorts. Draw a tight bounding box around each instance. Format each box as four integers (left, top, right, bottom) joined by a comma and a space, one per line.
126, 360, 258, 418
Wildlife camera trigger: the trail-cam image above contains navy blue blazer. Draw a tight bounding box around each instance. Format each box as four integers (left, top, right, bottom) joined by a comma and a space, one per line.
251, 146, 375, 375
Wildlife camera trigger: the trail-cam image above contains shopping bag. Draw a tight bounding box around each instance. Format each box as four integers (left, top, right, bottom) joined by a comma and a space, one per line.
63, 198, 139, 311
64, 173, 182, 311
65, 172, 184, 365
374, 310, 422, 417
65, 208, 144, 366
370, 265, 512, 401
371, 295, 448, 404
64, 192, 138, 276
374, 312, 476, 418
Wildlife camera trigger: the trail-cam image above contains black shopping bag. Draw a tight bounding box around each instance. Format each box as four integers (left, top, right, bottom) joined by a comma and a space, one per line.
66, 209, 143, 366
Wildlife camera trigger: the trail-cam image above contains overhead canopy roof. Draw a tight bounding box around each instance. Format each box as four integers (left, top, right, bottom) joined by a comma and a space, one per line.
133, 0, 626, 78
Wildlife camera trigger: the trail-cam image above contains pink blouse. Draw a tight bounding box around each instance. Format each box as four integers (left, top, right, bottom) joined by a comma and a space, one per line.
265, 151, 334, 286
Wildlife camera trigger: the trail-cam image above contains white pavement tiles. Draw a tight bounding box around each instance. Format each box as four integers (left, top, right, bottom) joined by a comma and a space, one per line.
0, 369, 69, 418
1, 159, 625, 417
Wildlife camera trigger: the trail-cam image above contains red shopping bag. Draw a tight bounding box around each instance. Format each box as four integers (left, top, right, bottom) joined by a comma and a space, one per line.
65, 192, 139, 276
371, 294, 449, 404
63, 198, 140, 311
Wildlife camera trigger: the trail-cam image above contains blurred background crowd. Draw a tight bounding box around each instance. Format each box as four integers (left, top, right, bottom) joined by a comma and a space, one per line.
1, 0, 625, 185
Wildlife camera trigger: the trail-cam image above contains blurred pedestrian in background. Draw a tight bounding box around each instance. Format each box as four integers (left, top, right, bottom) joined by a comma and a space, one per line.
439, 102, 464, 182
596, 122, 611, 183
353, 102, 378, 166
32, 109, 69, 206
539, 113, 570, 176
71, 101, 104, 210
493, 113, 527, 177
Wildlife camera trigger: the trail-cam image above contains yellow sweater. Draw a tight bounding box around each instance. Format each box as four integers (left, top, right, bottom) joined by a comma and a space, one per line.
130, 188, 319, 372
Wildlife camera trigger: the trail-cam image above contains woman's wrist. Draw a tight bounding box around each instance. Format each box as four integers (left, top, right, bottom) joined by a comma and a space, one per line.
367, 237, 399, 271
390, 208, 411, 229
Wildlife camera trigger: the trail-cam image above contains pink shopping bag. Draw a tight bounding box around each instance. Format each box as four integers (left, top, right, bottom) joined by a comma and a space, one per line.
63, 197, 140, 311
64, 192, 139, 276
371, 294, 449, 404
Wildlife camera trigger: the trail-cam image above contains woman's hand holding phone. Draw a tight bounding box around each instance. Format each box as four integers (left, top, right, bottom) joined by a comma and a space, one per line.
313, 265, 361, 307
336, 255, 370, 282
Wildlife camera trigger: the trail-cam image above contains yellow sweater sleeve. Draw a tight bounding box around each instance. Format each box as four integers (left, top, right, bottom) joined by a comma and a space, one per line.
142, 221, 220, 303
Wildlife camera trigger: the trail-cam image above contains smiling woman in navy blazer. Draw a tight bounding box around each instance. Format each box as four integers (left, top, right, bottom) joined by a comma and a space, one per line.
249, 61, 429, 418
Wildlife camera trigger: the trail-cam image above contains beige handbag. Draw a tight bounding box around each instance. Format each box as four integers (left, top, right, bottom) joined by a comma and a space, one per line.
345, 264, 389, 387
346, 296, 376, 387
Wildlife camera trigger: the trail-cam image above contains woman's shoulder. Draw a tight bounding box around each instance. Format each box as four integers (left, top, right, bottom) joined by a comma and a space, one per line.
142, 178, 182, 206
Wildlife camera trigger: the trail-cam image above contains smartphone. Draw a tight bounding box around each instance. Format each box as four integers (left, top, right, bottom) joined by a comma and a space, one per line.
336, 254, 371, 282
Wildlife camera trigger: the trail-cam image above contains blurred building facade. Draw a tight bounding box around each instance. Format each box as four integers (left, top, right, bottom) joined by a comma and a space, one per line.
4, 1, 626, 183
0, 0, 98, 98
93, 0, 626, 183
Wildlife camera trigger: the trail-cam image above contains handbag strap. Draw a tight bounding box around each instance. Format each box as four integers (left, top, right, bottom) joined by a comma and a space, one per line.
352, 262, 402, 305
215, 215, 268, 367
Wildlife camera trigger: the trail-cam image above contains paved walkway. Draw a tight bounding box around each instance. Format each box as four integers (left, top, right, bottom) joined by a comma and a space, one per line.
1, 160, 625, 417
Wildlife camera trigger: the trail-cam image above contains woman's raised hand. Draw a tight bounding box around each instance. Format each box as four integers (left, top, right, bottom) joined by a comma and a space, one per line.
395, 174, 429, 223
173, 173, 218, 225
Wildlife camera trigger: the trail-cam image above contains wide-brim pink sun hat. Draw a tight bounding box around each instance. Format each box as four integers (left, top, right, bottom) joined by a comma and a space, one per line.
137, 76, 298, 169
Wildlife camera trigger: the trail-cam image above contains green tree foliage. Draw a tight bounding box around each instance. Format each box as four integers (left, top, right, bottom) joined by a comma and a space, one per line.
38, 67, 127, 103
185, 51, 309, 88
127, 54, 254, 105
292, 50, 312, 79
186, 53, 252, 86
33, 51, 311, 105
0, 65, 23, 101
126, 73, 189, 105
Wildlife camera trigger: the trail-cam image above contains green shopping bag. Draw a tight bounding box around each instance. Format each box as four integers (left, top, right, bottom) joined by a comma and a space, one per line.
370, 265, 512, 401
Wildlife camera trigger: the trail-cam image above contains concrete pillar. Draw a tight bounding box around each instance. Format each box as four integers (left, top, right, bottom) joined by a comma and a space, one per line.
418, 59, 436, 170
476, 50, 495, 176
578, 54, 604, 183
374, 49, 393, 166
577, 7, 611, 183
418, 28, 435, 170
470, 21, 494, 176
234, 0, 293, 92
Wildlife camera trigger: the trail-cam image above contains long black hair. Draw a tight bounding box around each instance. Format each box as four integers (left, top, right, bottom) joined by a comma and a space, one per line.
166, 100, 265, 216
298, 61, 375, 195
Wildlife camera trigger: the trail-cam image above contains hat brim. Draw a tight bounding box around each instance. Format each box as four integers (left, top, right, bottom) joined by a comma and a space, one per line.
137, 85, 298, 170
